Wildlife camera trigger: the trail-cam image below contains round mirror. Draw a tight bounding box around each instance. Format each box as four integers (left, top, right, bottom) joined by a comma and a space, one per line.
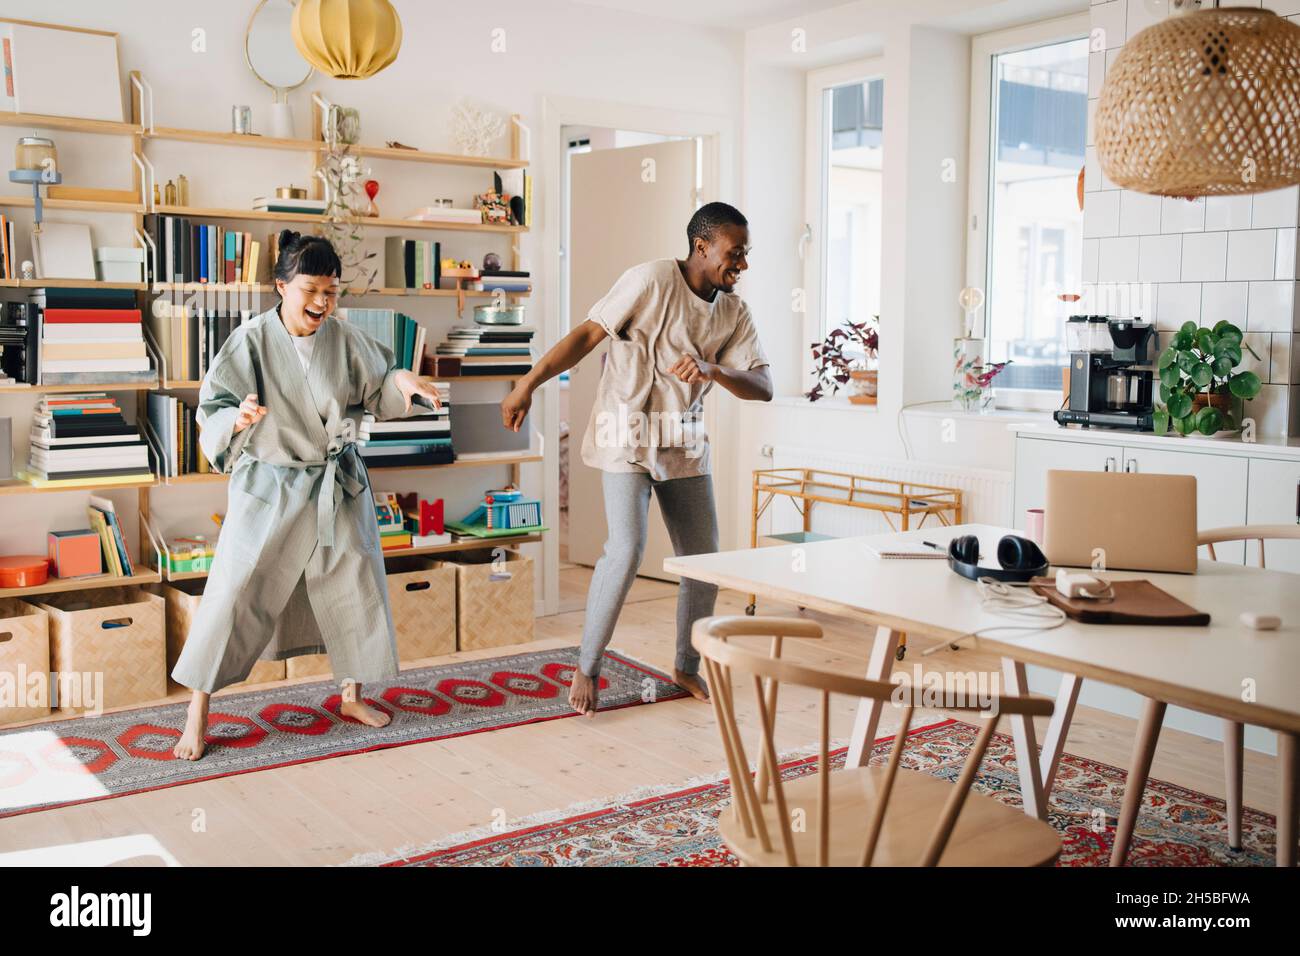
245, 0, 313, 96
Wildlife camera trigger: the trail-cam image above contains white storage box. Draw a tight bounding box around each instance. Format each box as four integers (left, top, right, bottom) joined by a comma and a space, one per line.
95, 247, 144, 283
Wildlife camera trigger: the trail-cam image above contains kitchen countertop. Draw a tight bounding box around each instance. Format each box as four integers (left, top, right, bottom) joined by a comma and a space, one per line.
1011, 420, 1300, 460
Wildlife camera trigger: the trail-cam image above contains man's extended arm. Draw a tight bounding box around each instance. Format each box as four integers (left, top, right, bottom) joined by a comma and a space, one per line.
501, 319, 609, 431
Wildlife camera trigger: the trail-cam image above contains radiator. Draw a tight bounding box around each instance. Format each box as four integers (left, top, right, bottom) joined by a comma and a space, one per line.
761, 446, 1013, 539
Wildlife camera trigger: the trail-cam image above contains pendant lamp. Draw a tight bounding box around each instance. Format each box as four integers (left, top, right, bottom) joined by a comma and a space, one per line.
291, 0, 402, 80
1095, 3, 1300, 196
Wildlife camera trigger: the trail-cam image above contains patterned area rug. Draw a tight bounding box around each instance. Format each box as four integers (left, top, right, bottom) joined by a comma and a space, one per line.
358, 719, 1277, 867
0, 648, 684, 819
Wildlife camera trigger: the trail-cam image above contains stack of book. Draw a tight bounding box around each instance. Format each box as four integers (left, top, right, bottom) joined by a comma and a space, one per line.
357, 384, 452, 468
475, 270, 530, 293
143, 214, 267, 285
87, 494, 137, 578
405, 206, 482, 225
32, 288, 153, 386
25, 393, 152, 488
146, 300, 251, 383
342, 308, 425, 372
253, 196, 326, 217
435, 325, 535, 376
145, 393, 211, 477
374, 492, 412, 552
383, 238, 441, 290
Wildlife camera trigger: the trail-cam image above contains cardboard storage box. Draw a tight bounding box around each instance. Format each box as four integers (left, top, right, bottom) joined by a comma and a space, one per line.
37, 587, 165, 714
386, 555, 456, 665
452, 550, 534, 651
148, 580, 285, 691
0, 598, 50, 725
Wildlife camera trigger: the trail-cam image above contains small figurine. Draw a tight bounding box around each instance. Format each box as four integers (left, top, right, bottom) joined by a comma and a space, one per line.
364, 179, 379, 217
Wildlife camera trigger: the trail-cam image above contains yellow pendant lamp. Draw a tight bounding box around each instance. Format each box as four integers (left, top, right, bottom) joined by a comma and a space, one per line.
292, 0, 402, 80
1095, 3, 1300, 196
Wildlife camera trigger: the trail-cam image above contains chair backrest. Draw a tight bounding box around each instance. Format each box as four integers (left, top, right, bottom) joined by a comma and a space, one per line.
692, 615, 1054, 867
1198, 524, 1300, 569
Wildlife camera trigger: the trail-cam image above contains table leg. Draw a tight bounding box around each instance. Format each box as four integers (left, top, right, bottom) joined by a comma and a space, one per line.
1278, 732, 1298, 867
1002, 659, 1047, 821
844, 626, 902, 768
1038, 673, 1082, 798
1110, 697, 1166, 867
1223, 720, 1244, 852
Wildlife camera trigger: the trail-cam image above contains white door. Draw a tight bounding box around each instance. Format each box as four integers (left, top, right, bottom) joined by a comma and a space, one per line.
1123, 447, 1248, 564
1012, 437, 1123, 530
568, 138, 699, 580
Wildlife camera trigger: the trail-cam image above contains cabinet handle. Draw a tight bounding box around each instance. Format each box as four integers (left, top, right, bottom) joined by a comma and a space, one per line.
1125, 459, 1138, 473
1104, 457, 1116, 472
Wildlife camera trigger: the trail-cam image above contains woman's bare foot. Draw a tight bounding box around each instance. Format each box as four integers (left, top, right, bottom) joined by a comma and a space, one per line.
674, 670, 710, 702
569, 672, 599, 717
340, 682, 391, 727
173, 691, 210, 761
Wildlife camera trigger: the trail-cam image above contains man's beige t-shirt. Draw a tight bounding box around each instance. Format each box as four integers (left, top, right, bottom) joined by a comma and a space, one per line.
580, 258, 769, 480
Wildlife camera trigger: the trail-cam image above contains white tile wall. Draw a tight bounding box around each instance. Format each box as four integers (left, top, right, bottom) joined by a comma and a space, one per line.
1087, 0, 1300, 433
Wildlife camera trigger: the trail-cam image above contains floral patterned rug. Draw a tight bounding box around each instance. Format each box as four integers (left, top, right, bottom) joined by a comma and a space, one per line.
351, 718, 1277, 867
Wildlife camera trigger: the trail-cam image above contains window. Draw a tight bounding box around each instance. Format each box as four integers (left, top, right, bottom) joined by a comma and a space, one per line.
969, 18, 1089, 404
806, 62, 884, 359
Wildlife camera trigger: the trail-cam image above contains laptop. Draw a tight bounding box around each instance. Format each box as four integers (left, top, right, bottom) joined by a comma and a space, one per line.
1044, 470, 1199, 573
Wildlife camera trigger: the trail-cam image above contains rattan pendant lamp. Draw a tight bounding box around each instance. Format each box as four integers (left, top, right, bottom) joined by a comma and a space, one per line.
1095, 2, 1300, 196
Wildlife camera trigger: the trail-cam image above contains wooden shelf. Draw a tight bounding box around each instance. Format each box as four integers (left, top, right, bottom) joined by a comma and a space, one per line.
161, 472, 226, 485
143, 125, 527, 170
150, 282, 528, 298
0, 569, 161, 601
383, 532, 543, 558
0, 476, 157, 496
0, 110, 141, 136
156, 452, 541, 485
0, 277, 146, 290
0, 194, 143, 215
0, 380, 159, 393
160, 380, 204, 390
152, 204, 526, 234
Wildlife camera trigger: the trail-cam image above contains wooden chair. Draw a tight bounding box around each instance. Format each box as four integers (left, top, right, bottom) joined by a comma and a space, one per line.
692, 615, 1061, 866
1198, 524, 1300, 852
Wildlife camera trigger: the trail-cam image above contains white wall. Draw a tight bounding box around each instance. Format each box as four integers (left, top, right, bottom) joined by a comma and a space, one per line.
0, 0, 744, 613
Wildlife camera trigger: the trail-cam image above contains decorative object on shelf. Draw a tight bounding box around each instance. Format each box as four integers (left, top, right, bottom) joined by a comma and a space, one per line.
14, 135, 56, 174
31, 221, 94, 279
475, 189, 511, 224
1096, 3, 1300, 196
363, 178, 380, 217
48, 529, 102, 579
232, 104, 253, 135
176, 174, 189, 206
9, 164, 62, 226
153, 183, 162, 206
0, 554, 50, 589
275, 184, 308, 199
1154, 320, 1262, 437
473, 304, 526, 326
327, 104, 361, 145
4, 19, 125, 122
447, 488, 545, 538
385, 140, 416, 151
482, 252, 502, 273
94, 246, 144, 283
315, 141, 378, 294
450, 99, 505, 157
806, 316, 879, 404
292, 0, 402, 80
163, 179, 177, 206
245, 0, 314, 140
20, 260, 33, 280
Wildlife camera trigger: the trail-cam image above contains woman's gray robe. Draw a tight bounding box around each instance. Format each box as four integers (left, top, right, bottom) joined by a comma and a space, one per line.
170, 306, 407, 693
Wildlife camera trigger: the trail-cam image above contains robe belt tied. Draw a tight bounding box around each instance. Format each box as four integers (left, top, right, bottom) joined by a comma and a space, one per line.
315, 443, 366, 549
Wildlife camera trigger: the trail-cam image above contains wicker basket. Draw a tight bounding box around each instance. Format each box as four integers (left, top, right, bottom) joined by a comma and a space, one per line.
386, 555, 456, 665
0, 598, 50, 725
37, 587, 166, 714
452, 550, 534, 651
147, 581, 286, 692
1096, 9, 1300, 196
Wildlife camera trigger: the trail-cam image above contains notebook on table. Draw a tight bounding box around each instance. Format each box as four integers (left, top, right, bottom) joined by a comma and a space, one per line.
862, 541, 947, 560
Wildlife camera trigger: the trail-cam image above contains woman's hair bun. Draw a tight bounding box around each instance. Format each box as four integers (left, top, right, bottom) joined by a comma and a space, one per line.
278, 228, 302, 249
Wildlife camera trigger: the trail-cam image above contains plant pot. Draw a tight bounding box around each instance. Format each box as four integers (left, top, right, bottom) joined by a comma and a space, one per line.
848, 369, 878, 405
1190, 391, 1240, 439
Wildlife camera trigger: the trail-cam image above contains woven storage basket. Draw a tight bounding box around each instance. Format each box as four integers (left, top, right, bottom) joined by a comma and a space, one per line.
385, 555, 456, 665
147, 581, 286, 692
453, 550, 534, 651
38, 587, 165, 714
1096, 8, 1300, 196
0, 598, 50, 725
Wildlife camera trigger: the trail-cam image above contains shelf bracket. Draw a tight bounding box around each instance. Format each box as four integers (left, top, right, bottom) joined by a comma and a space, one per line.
511, 115, 531, 163
132, 151, 155, 212
130, 72, 155, 135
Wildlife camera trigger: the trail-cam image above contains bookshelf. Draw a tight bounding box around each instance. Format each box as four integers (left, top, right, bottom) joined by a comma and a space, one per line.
0, 82, 541, 602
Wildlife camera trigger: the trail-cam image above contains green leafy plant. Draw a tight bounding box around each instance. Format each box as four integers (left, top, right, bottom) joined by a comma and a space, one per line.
1154, 320, 1261, 436
315, 143, 379, 297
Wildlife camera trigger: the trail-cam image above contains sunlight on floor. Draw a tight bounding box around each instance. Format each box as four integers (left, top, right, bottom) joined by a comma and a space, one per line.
0, 727, 114, 813
0, 834, 180, 867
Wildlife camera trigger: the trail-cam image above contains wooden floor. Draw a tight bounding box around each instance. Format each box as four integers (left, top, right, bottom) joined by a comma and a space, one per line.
0, 566, 1280, 865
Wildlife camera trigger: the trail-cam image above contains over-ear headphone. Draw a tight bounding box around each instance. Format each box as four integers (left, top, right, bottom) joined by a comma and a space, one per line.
947, 534, 1049, 584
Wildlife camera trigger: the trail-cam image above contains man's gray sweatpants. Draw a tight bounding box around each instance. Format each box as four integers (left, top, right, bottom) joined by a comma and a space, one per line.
578, 470, 719, 678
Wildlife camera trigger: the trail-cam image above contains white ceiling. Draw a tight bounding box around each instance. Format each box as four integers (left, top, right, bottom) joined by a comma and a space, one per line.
568, 0, 856, 31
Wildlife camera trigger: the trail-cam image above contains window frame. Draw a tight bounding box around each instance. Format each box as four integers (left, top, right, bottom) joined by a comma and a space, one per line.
966, 12, 1091, 411
803, 56, 885, 390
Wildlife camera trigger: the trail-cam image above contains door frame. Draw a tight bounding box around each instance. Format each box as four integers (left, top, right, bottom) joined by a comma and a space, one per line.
539, 94, 737, 615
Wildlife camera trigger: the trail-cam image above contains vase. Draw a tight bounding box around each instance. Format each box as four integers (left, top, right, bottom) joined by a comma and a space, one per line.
848, 369, 878, 405
953, 337, 985, 412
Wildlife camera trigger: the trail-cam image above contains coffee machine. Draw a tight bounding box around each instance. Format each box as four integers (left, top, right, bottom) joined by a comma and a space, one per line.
1054, 316, 1155, 431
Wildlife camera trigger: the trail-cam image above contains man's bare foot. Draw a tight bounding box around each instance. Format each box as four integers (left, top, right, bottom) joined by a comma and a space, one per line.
569, 671, 599, 717
173, 691, 210, 761
340, 682, 391, 727
674, 670, 710, 702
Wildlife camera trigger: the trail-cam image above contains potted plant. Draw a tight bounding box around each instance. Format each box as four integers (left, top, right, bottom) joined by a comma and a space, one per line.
807, 317, 879, 403
1154, 320, 1262, 436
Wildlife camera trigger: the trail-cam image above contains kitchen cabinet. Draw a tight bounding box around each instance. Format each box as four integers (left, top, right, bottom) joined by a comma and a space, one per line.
1012, 436, 1123, 527
1245, 457, 1300, 573
1120, 446, 1247, 563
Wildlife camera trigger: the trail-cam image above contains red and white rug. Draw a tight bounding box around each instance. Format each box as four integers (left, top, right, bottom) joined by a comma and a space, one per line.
0, 648, 685, 819
350, 718, 1278, 867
